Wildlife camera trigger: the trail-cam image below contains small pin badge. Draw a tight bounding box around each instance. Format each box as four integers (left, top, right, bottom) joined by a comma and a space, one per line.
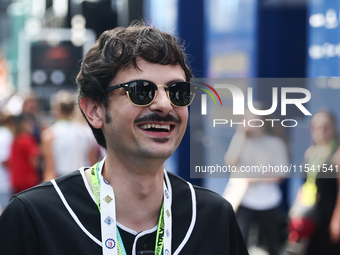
165, 190, 169, 199
104, 216, 114, 225
103, 195, 113, 204
105, 238, 116, 249
166, 210, 170, 218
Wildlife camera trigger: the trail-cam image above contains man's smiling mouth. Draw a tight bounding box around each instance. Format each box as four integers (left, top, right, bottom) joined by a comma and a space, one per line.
138, 124, 172, 132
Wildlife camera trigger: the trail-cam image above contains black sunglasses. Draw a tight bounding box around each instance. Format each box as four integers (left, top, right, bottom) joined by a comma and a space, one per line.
105, 80, 198, 107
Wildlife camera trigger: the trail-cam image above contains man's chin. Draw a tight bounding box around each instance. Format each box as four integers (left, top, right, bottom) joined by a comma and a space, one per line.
141, 146, 177, 160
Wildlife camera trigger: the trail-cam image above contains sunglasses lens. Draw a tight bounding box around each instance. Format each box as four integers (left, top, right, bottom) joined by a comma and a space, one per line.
128, 81, 156, 106
168, 82, 196, 106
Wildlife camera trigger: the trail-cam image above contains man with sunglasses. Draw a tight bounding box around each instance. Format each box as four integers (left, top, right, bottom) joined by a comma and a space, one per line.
0, 23, 248, 255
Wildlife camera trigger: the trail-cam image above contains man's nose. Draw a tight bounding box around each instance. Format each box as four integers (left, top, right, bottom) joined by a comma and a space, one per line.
149, 86, 173, 116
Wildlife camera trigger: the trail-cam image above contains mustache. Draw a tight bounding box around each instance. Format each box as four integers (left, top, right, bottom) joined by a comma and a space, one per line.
135, 113, 181, 124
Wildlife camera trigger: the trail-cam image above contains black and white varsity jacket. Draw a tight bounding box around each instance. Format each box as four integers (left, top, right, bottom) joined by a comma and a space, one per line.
0, 169, 248, 255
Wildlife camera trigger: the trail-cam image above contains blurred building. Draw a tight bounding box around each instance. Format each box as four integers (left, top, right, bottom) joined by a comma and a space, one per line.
0, 0, 144, 108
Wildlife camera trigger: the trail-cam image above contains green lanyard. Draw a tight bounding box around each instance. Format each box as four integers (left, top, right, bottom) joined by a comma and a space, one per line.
90, 162, 164, 255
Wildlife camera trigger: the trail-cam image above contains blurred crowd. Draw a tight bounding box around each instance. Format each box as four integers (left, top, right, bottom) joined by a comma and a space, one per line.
0, 89, 105, 212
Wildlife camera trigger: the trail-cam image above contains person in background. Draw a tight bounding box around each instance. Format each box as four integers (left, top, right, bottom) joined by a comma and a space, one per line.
9, 114, 40, 194
22, 93, 41, 144
41, 90, 98, 181
224, 108, 289, 255
0, 111, 13, 211
303, 111, 340, 255
73, 105, 105, 163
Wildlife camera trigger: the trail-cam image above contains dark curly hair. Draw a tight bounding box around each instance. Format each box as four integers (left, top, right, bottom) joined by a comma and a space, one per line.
76, 21, 193, 149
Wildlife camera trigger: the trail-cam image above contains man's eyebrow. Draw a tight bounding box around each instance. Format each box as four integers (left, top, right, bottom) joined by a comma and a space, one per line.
111, 78, 187, 86
166, 78, 186, 84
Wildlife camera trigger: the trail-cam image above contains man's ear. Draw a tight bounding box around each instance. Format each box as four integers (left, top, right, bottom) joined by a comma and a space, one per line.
80, 97, 104, 129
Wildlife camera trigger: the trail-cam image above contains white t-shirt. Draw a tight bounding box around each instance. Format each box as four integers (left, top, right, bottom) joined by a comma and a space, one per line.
0, 126, 13, 193
51, 120, 95, 176
231, 133, 289, 210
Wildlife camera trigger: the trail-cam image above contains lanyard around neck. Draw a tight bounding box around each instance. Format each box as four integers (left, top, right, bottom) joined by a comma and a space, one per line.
90, 162, 172, 255
301, 140, 338, 206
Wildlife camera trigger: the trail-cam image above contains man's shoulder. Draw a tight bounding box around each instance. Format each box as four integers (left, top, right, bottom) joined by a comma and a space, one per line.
168, 172, 233, 213
1, 170, 85, 231
13, 170, 83, 204
0, 169, 101, 255
168, 172, 248, 255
